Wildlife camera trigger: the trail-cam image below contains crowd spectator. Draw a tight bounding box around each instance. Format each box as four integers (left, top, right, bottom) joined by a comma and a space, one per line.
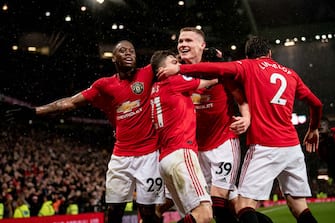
13, 196, 30, 218
0, 123, 109, 218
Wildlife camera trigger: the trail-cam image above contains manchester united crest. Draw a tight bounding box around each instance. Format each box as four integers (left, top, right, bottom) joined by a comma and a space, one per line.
131, 82, 144, 94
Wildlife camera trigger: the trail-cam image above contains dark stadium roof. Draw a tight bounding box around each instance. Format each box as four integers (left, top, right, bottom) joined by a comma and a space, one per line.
1, 0, 335, 55
1, 0, 335, 120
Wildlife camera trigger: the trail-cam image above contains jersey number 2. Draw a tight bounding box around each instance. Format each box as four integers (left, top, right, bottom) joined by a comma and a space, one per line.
270, 73, 287, 105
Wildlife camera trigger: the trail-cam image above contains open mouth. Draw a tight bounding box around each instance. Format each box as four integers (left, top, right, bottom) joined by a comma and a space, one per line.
180, 48, 190, 54
124, 57, 134, 64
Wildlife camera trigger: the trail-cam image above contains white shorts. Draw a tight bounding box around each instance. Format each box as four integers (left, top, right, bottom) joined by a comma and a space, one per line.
159, 149, 211, 217
238, 144, 312, 200
105, 150, 165, 204
198, 138, 241, 192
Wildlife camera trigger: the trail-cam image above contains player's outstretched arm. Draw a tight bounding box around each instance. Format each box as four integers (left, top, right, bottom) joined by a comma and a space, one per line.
5, 104, 37, 122
35, 92, 87, 116
5, 93, 88, 122
158, 61, 239, 80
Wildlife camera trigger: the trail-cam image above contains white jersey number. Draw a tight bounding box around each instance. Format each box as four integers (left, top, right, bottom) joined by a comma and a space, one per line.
151, 96, 164, 128
270, 73, 287, 105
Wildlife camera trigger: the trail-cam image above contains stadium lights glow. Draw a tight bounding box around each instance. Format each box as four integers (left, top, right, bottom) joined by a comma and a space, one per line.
12, 45, 18, 51
317, 174, 329, 181
81, 6, 87, 12
27, 47, 37, 52
298, 115, 306, 124
65, 15, 71, 22
2, 4, 8, 11
230, 45, 237, 50
96, 0, 104, 4
196, 25, 202, 30
291, 113, 307, 125
45, 11, 51, 17
40, 47, 50, 55
178, 1, 185, 6
110, 23, 124, 30
112, 24, 118, 29
171, 34, 177, 40
284, 40, 295, 47
273, 33, 335, 47
103, 52, 113, 58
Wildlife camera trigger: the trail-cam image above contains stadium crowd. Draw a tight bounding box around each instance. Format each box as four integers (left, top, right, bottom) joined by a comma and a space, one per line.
0, 122, 110, 218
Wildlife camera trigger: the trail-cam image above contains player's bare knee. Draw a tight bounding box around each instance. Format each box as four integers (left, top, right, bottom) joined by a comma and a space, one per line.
211, 186, 230, 199
191, 202, 213, 223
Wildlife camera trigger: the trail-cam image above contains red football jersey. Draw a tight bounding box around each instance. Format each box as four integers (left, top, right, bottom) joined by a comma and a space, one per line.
180, 58, 322, 147
192, 82, 237, 151
81, 65, 158, 156
150, 75, 200, 160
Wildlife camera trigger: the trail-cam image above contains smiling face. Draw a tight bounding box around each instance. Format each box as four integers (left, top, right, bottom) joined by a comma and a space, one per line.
112, 40, 136, 72
177, 30, 206, 64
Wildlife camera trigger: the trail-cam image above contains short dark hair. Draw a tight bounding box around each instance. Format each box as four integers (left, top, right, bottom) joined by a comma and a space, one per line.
245, 36, 271, 59
112, 40, 134, 54
179, 27, 205, 40
150, 50, 176, 75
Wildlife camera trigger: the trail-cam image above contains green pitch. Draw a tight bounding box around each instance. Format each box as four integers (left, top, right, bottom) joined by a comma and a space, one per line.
168, 201, 335, 223
258, 202, 335, 223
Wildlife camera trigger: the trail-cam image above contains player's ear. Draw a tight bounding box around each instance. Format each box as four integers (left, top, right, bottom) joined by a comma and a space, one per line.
201, 41, 206, 50
112, 54, 116, 62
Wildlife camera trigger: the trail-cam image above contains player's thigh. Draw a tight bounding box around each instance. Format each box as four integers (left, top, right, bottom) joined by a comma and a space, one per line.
135, 150, 165, 204
238, 145, 284, 200
277, 145, 312, 197
160, 149, 211, 214
200, 138, 241, 191
105, 155, 135, 203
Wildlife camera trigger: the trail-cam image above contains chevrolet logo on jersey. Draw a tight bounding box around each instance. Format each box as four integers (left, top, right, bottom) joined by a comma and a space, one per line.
117, 100, 140, 114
